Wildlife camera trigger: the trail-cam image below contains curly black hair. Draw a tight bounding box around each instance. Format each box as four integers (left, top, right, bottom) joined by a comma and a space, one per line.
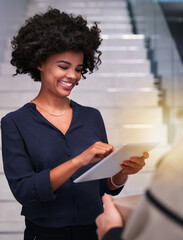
11, 8, 102, 81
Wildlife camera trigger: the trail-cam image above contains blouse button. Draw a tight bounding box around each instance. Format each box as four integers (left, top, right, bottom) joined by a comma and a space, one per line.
67, 151, 71, 156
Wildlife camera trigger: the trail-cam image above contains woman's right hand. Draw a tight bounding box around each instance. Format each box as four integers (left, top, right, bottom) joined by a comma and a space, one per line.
50, 142, 114, 192
76, 141, 114, 166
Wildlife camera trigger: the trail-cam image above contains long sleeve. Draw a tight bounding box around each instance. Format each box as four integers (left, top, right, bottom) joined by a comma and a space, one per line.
102, 227, 124, 240
1, 116, 56, 206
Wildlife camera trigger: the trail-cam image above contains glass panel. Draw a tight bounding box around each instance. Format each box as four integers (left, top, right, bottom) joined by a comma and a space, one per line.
128, 0, 183, 143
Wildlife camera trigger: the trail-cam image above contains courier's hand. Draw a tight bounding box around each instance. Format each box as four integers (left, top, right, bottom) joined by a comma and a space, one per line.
96, 194, 123, 240
76, 141, 114, 166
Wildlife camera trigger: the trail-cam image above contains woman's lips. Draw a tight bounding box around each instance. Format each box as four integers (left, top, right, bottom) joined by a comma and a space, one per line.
58, 80, 74, 90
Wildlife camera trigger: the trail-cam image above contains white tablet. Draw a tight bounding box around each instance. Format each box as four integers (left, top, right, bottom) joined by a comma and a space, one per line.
74, 142, 159, 183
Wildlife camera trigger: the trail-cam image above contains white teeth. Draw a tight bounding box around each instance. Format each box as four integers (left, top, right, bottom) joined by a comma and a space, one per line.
60, 81, 73, 87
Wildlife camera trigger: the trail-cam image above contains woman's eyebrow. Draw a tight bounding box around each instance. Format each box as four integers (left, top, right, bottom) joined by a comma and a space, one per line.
56, 60, 71, 64
56, 60, 83, 67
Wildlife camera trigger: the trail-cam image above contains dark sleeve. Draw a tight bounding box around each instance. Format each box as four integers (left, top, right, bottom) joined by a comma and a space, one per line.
100, 178, 124, 196
1, 116, 56, 206
102, 227, 124, 240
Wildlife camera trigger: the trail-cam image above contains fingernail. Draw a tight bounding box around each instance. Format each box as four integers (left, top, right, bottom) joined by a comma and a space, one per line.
131, 157, 136, 161
124, 161, 129, 165
120, 164, 125, 168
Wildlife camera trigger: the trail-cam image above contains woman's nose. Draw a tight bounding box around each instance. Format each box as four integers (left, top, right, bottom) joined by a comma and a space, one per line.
66, 69, 78, 80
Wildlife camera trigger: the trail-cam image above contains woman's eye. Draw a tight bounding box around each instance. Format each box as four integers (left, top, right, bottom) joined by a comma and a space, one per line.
58, 66, 68, 70
76, 69, 82, 73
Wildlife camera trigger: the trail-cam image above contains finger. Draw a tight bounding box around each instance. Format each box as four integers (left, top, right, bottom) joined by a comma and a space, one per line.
94, 143, 114, 155
100, 145, 115, 154
95, 141, 114, 150
100, 148, 114, 158
143, 152, 149, 159
131, 152, 149, 162
120, 165, 140, 175
95, 149, 112, 159
130, 156, 146, 165
92, 146, 112, 157
102, 194, 114, 211
122, 160, 145, 169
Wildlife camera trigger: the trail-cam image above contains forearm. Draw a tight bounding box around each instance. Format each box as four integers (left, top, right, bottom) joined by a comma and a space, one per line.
51, 141, 115, 192
50, 157, 82, 192
107, 172, 128, 191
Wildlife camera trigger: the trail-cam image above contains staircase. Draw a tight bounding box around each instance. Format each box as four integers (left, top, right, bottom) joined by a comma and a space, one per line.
0, 0, 170, 239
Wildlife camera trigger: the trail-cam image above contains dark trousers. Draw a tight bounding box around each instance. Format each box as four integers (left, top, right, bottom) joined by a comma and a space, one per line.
24, 219, 98, 240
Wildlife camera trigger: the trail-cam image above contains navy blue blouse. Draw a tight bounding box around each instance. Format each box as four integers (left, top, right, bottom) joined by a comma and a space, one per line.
1, 100, 122, 228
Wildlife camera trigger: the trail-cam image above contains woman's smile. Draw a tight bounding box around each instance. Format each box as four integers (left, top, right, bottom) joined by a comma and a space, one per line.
57, 80, 75, 91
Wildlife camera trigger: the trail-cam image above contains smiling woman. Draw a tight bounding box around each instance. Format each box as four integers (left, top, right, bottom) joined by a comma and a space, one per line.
1, 7, 148, 240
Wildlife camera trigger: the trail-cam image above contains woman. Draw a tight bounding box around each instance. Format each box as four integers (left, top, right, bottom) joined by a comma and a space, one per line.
1, 8, 148, 240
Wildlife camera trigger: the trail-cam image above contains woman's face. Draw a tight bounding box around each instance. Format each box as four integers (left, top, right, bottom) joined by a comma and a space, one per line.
38, 50, 84, 98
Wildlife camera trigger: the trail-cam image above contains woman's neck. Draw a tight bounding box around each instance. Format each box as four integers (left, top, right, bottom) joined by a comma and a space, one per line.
31, 91, 70, 113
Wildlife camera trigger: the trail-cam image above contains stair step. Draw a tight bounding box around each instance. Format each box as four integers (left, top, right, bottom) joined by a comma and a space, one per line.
0, 76, 40, 90
101, 34, 145, 47
0, 154, 3, 172
100, 28, 132, 34
98, 24, 132, 31
67, 0, 126, 1
68, 1, 127, 8
79, 77, 155, 89
72, 6, 129, 13
98, 60, 150, 73
0, 174, 14, 200
0, 220, 25, 233
0, 63, 15, 76
106, 124, 167, 146
0, 204, 24, 229
0, 233, 24, 240
0, 89, 160, 108
86, 16, 130, 24
71, 88, 160, 107
91, 72, 153, 78
101, 49, 147, 60
0, 108, 17, 119
69, 7, 129, 14
0, 91, 38, 108
101, 41, 145, 48
99, 107, 163, 125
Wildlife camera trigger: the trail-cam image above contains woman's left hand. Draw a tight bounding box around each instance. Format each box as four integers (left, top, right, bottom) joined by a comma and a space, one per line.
108, 152, 149, 190
120, 152, 149, 175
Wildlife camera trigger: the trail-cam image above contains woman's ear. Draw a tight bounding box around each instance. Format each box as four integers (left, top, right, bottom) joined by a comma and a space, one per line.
37, 65, 43, 71
37, 62, 45, 71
